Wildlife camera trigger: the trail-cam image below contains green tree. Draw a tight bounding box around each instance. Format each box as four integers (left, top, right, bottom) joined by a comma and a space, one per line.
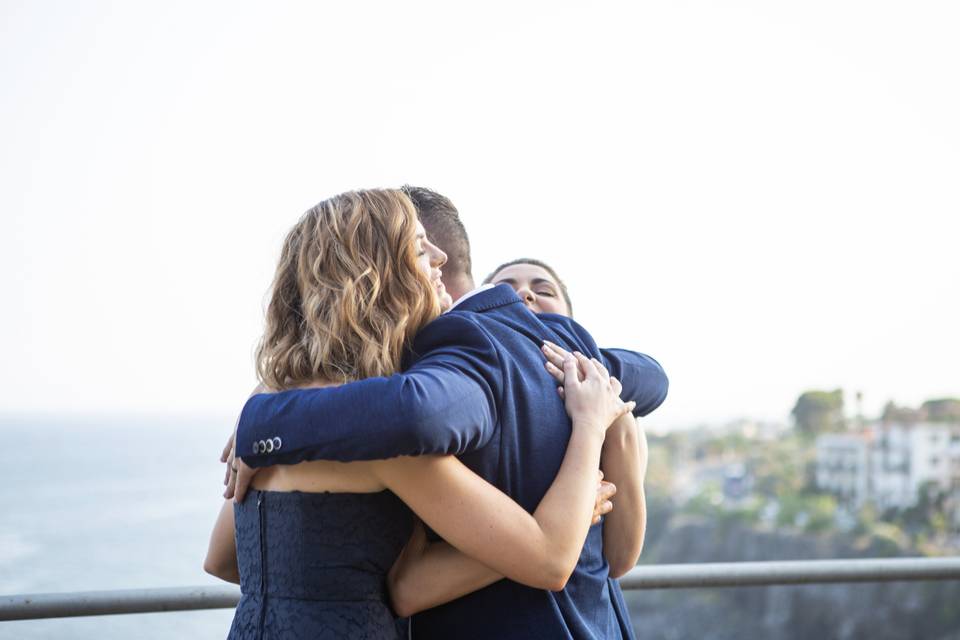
804, 494, 839, 533
899, 481, 947, 535
791, 389, 844, 435
882, 400, 924, 424
921, 398, 960, 423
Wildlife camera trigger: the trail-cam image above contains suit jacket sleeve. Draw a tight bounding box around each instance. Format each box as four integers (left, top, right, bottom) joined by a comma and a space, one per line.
545, 315, 669, 417
236, 313, 502, 467
599, 347, 669, 417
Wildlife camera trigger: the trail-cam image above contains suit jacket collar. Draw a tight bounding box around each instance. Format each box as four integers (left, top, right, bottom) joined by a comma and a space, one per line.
449, 283, 495, 311
452, 283, 524, 314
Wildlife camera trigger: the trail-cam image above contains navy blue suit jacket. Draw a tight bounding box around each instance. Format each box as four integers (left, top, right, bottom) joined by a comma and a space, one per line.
237, 284, 668, 639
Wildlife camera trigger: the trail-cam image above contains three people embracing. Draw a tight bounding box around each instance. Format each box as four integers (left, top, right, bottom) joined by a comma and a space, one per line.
205, 186, 668, 639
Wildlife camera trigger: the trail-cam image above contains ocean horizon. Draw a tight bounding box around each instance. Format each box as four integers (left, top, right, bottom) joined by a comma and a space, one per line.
1, 413, 241, 639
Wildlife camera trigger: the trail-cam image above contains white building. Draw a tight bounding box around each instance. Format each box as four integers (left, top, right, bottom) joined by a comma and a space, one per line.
815, 433, 872, 508
871, 422, 957, 511
816, 423, 960, 512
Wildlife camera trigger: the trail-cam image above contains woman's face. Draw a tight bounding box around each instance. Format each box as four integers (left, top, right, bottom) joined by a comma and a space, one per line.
415, 220, 452, 311
489, 263, 570, 316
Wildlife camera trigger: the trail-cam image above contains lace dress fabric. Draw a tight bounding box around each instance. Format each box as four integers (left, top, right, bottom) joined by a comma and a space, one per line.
228, 490, 413, 640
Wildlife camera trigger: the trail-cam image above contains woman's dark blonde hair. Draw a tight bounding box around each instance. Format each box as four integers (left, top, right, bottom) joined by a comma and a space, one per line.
256, 189, 440, 390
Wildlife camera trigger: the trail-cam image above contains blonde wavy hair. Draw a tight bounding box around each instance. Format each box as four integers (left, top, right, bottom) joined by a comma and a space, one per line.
255, 189, 441, 390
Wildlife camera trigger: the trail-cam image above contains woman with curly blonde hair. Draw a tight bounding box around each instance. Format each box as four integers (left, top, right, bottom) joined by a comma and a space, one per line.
205, 188, 633, 640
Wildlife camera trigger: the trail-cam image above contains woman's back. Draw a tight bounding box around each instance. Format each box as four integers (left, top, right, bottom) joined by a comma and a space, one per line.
229, 488, 413, 640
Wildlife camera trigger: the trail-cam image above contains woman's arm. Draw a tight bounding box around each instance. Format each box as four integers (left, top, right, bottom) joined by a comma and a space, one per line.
542, 341, 650, 577
387, 477, 617, 616
599, 414, 648, 577
378, 354, 633, 614
204, 500, 240, 584
387, 523, 501, 617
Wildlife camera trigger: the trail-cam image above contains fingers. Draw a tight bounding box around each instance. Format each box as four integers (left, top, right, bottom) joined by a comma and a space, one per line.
223, 469, 236, 500
542, 340, 572, 363
542, 344, 568, 383
546, 341, 588, 382
599, 480, 617, 501
220, 432, 236, 463
592, 480, 616, 524
546, 342, 618, 383
590, 357, 610, 381
573, 352, 594, 382
234, 463, 255, 503
548, 341, 618, 387
541, 342, 568, 371
586, 358, 620, 403
221, 431, 237, 487
222, 447, 236, 487
619, 400, 637, 419
544, 360, 564, 384
599, 500, 614, 519
609, 375, 622, 397
561, 355, 580, 391
550, 346, 628, 418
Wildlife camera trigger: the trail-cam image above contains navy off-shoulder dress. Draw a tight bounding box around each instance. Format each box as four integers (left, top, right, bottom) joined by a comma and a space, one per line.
228, 490, 413, 640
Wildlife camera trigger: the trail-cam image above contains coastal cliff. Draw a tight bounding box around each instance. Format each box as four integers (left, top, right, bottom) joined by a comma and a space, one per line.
625, 514, 960, 640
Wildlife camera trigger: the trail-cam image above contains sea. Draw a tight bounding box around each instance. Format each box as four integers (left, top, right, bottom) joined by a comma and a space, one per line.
0, 414, 240, 639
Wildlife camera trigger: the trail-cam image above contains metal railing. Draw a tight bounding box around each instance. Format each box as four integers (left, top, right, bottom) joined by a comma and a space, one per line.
617, 556, 960, 590
3, 557, 959, 622
0, 585, 240, 622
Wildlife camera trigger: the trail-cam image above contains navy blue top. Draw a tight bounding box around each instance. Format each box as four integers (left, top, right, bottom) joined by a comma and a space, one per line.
238, 284, 668, 639
229, 490, 413, 640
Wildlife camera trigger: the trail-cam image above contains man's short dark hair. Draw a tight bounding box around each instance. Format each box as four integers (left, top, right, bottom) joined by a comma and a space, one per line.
402, 185, 472, 280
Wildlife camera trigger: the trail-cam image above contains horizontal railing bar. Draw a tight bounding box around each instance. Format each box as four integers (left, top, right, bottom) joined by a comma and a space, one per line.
0, 585, 241, 621
2, 557, 959, 621
619, 556, 960, 590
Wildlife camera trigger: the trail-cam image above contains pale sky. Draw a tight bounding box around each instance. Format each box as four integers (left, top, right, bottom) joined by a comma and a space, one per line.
2, 1, 958, 429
